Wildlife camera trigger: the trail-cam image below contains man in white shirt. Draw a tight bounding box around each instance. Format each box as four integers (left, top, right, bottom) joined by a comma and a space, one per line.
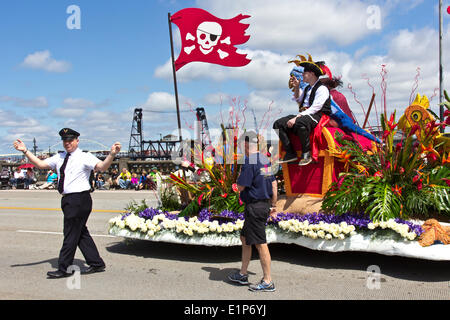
13, 128, 121, 279
273, 58, 331, 166
10, 166, 25, 189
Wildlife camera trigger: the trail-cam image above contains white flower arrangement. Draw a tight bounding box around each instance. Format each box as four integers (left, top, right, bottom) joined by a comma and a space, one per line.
108, 213, 420, 242
367, 219, 418, 241
109, 214, 244, 238
278, 219, 357, 240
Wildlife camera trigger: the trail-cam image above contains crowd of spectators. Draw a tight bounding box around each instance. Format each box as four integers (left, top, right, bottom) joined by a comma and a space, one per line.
1, 166, 161, 191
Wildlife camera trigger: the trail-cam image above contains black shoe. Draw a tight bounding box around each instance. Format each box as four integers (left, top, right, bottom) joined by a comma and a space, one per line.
81, 265, 105, 275
47, 270, 72, 279
278, 153, 297, 163
298, 152, 312, 166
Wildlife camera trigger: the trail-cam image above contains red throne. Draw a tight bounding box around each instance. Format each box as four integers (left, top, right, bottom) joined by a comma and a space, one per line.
280, 126, 375, 197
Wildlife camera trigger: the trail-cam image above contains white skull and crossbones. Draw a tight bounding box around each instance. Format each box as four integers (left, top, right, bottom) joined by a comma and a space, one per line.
184, 21, 231, 59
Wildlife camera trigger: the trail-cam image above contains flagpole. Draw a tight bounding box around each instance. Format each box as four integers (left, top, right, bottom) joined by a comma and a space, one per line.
439, 0, 444, 132
168, 12, 183, 141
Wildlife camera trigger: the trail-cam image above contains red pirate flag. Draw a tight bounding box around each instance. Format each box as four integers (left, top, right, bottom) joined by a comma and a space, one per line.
170, 8, 251, 71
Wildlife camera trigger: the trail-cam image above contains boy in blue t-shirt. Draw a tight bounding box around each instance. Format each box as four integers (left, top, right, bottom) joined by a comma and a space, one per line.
228, 131, 278, 292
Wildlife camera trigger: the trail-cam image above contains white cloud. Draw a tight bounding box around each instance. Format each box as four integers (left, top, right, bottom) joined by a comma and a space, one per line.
20, 50, 71, 73
155, 49, 292, 90
63, 98, 96, 109
52, 108, 85, 118
156, 22, 450, 133
196, 0, 377, 51
0, 95, 48, 108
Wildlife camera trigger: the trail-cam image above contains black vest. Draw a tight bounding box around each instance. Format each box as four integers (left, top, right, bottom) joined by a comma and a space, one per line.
299, 81, 331, 115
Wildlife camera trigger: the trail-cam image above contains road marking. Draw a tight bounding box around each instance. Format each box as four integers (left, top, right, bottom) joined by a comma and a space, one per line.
17, 229, 116, 238
0, 206, 125, 213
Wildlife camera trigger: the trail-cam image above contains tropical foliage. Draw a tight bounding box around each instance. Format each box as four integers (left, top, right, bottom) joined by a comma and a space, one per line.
167, 125, 246, 216
322, 93, 450, 221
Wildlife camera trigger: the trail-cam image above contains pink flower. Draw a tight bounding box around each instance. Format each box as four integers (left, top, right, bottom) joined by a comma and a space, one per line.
232, 183, 238, 192
197, 194, 203, 206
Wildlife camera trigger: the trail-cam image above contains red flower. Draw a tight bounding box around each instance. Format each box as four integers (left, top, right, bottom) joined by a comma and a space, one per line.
385, 161, 391, 170
408, 124, 420, 137
374, 171, 383, 178
220, 193, 228, 198
382, 130, 390, 139
416, 179, 423, 191
387, 113, 397, 131
444, 110, 450, 117
442, 178, 450, 187
197, 194, 204, 206
427, 152, 437, 162
337, 175, 346, 188
395, 142, 402, 152
413, 174, 420, 183
232, 183, 239, 192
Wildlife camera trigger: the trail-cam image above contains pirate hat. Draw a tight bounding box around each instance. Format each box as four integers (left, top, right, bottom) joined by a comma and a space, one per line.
288, 53, 324, 78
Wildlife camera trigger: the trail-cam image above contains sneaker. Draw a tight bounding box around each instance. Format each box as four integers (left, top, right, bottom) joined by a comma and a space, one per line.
249, 279, 276, 292
228, 272, 249, 285
298, 152, 312, 166
278, 153, 297, 164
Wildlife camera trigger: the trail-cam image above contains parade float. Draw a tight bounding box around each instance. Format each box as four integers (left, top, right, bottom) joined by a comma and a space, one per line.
108, 8, 450, 261
108, 88, 450, 261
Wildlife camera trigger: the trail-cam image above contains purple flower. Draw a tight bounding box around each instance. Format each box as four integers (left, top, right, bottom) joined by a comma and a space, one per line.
132, 206, 424, 237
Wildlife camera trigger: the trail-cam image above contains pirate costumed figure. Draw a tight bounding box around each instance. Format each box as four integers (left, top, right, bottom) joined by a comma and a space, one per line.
273, 54, 331, 166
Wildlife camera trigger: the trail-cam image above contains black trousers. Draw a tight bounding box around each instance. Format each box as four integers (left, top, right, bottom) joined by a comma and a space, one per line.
58, 191, 104, 272
273, 113, 322, 154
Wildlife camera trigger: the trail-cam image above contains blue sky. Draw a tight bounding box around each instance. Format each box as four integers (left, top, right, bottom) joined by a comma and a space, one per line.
1, 0, 449, 156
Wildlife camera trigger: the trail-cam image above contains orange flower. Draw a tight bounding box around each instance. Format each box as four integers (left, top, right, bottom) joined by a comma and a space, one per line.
442, 153, 450, 165
420, 143, 440, 159
356, 165, 369, 176
392, 185, 403, 197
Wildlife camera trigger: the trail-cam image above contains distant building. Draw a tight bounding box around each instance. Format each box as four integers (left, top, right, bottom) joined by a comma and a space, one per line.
162, 134, 178, 141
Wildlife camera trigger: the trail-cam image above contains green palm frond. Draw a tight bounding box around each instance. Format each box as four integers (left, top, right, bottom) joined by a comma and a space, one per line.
366, 183, 401, 221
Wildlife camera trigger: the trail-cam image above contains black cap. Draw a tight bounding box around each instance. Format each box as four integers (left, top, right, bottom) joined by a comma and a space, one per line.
59, 128, 80, 141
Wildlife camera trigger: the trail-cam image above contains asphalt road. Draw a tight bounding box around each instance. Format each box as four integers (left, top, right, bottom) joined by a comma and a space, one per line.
0, 189, 449, 301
